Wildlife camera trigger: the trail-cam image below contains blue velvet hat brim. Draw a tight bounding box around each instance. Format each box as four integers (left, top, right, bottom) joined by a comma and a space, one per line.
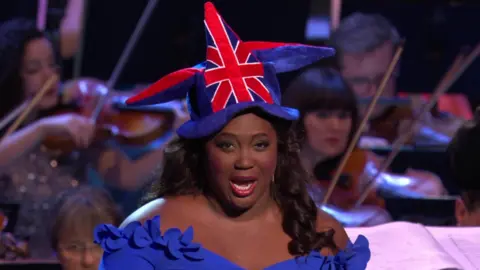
177, 102, 299, 139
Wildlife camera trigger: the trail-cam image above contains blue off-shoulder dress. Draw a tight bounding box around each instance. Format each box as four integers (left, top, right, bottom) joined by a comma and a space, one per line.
94, 216, 371, 269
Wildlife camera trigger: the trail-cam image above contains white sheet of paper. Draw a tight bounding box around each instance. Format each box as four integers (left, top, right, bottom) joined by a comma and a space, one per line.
346, 222, 462, 270
427, 226, 480, 270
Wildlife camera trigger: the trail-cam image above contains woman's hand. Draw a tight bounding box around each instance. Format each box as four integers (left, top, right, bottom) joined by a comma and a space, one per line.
37, 114, 96, 148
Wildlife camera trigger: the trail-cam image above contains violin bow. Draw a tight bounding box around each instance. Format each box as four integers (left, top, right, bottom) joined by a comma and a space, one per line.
0, 101, 29, 132
0, 75, 58, 144
37, 0, 48, 31
354, 41, 480, 207
321, 41, 405, 206
90, 0, 159, 122
330, 0, 342, 31
73, 0, 90, 78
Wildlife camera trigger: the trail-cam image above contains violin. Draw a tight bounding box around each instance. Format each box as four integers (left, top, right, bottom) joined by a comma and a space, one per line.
313, 146, 445, 208
313, 148, 386, 210
360, 96, 462, 146
0, 211, 6, 232
0, 211, 29, 259
309, 184, 392, 227
367, 105, 415, 144
321, 204, 392, 227
42, 78, 176, 152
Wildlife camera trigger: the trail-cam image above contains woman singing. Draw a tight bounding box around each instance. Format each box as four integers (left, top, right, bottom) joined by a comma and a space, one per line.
94, 2, 370, 269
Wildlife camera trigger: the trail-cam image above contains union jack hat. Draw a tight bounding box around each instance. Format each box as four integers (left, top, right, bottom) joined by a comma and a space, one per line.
126, 2, 335, 139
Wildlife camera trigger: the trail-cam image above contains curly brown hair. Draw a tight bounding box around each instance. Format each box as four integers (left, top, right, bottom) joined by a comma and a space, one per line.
142, 111, 337, 255
0, 19, 46, 117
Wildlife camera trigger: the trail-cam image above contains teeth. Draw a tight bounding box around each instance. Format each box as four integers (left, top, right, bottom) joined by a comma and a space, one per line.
233, 183, 253, 190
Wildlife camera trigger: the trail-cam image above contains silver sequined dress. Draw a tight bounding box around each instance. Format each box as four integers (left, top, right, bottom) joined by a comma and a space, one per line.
0, 145, 84, 259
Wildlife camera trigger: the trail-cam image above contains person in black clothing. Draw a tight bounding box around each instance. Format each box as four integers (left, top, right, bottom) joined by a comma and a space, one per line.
448, 107, 480, 226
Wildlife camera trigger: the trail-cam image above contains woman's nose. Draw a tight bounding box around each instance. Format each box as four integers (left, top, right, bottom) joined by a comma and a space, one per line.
81, 250, 99, 267
234, 149, 254, 170
327, 117, 342, 129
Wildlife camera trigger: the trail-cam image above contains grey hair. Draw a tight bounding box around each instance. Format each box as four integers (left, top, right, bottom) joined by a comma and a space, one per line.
329, 12, 400, 56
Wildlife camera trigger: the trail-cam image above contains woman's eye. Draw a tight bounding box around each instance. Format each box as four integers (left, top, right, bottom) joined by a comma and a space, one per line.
66, 244, 82, 251
25, 67, 41, 75
338, 111, 351, 119
316, 111, 329, 118
217, 142, 234, 150
254, 141, 269, 150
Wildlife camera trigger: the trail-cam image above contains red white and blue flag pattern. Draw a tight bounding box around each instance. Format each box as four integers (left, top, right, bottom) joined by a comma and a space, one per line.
203, 11, 273, 112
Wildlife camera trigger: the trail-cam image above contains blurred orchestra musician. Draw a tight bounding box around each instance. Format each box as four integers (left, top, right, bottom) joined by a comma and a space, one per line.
0, 18, 96, 259
50, 186, 122, 270
329, 12, 465, 146
0, 16, 183, 259
448, 107, 480, 226
282, 67, 444, 226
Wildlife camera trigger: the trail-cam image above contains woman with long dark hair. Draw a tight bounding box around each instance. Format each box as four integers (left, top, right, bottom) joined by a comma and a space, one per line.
0, 18, 96, 259
0, 18, 182, 259
284, 67, 444, 214
94, 2, 370, 269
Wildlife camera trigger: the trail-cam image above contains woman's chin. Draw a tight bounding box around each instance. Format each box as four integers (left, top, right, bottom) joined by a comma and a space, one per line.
229, 196, 257, 212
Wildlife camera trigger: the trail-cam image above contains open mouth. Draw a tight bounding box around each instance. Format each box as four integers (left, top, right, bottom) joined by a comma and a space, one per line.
229, 177, 258, 197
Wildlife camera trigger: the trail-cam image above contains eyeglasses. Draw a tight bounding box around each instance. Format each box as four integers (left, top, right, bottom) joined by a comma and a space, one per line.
344, 71, 399, 95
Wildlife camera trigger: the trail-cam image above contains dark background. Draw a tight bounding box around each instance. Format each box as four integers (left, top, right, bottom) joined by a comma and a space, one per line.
1, 0, 480, 108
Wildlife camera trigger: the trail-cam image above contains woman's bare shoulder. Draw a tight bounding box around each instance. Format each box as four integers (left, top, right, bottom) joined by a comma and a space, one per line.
120, 198, 166, 228
316, 209, 349, 250
120, 196, 203, 228
120, 197, 187, 228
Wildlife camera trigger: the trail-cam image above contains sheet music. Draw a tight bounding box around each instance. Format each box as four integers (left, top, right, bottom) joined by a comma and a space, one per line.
428, 227, 480, 270
346, 222, 462, 270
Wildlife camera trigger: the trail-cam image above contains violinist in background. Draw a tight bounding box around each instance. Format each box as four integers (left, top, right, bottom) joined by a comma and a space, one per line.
447, 107, 480, 226
89, 100, 189, 215
0, 18, 96, 259
283, 67, 444, 223
0, 18, 180, 258
329, 13, 463, 146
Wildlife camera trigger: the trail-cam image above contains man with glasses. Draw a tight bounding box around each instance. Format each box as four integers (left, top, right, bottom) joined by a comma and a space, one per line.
329, 13, 463, 145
